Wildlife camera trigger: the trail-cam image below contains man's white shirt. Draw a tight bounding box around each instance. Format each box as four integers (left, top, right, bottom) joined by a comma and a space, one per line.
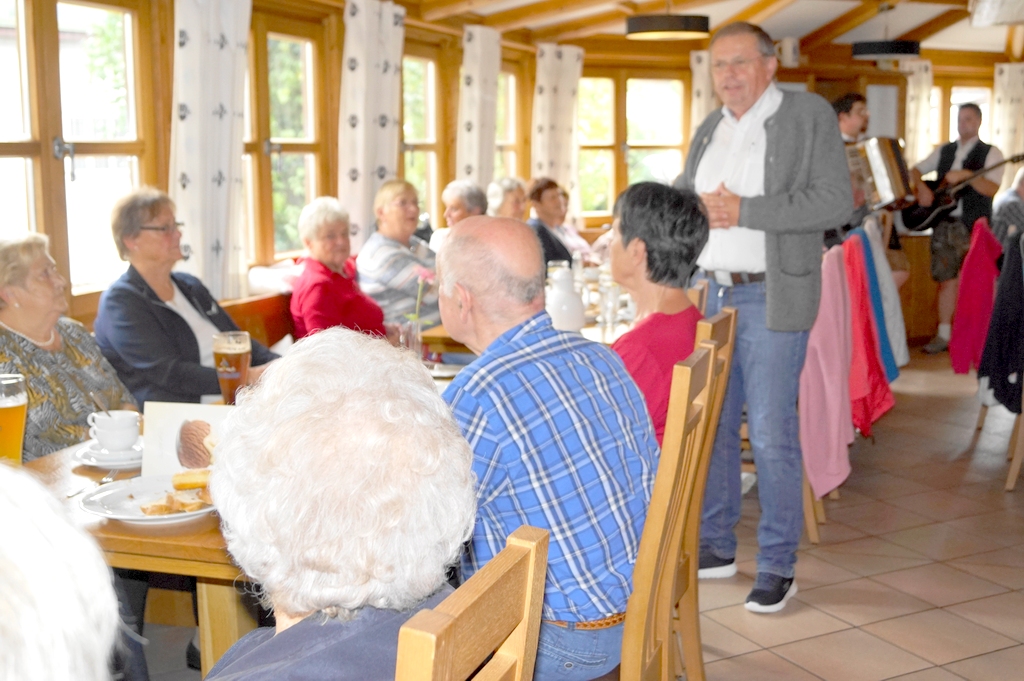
694, 82, 783, 274
914, 137, 1004, 217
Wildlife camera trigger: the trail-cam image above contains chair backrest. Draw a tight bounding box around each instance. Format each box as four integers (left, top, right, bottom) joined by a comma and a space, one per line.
686, 280, 709, 316
395, 526, 549, 681
621, 345, 715, 681
220, 292, 295, 347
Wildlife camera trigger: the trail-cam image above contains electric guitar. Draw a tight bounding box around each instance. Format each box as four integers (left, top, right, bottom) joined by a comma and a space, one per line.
901, 152, 1024, 232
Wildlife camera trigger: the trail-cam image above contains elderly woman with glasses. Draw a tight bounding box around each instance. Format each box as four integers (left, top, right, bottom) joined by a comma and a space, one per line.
290, 196, 392, 341
356, 180, 440, 327
94, 187, 277, 406
0, 234, 136, 462
206, 328, 476, 680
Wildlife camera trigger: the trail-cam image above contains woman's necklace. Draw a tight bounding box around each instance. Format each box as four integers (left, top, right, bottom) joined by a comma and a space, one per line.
0, 318, 56, 348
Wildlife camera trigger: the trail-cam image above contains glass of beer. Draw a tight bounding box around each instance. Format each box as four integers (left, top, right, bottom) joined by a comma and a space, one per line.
0, 374, 28, 467
213, 332, 251, 405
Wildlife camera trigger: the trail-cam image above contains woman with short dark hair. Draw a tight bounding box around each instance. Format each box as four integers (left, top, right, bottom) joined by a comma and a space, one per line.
609, 182, 710, 444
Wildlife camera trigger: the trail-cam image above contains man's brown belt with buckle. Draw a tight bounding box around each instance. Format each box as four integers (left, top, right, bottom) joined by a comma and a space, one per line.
544, 612, 626, 630
700, 269, 766, 286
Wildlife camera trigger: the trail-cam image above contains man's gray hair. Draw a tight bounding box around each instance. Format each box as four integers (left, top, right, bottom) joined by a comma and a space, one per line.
298, 196, 349, 243
210, 327, 476, 620
710, 21, 775, 58
438, 227, 545, 309
0, 465, 119, 681
442, 180, 487, 215
486, 177, 526, 216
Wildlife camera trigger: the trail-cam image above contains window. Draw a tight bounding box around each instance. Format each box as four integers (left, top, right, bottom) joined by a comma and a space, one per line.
0, 0, 33, 239
401, 55, 437, 226
949, 86, 992, 143
577, 72, 687, 221
577, 77, 614, 213
929, 86, 942, 148
494, 71, 517, 180
245, 15, 328, 262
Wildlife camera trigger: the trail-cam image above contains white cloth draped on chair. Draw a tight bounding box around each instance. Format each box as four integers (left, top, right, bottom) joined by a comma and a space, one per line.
992, 63, 1024, 190
338, 0, 405, 253
169, 0, 253, 299
901, 59, 933, 166
531, 43, 584, 217
456, 25, 501, 189
689, 50, 716, 137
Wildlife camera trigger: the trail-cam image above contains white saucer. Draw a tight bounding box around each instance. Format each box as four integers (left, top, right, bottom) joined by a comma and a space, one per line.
72, 438, 144, 469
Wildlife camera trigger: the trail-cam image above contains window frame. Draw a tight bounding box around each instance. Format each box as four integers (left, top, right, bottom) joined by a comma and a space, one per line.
577, 66, 690, 227
400, 42, 442, 228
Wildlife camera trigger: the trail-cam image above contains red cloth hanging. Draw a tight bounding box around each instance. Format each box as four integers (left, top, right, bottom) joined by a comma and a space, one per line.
951, 219, 1004, 374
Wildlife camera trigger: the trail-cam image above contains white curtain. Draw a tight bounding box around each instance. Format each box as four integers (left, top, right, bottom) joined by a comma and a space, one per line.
456, 25, 501, 189
169, 0, 252, 299
338, 0, 405, 253
901, 59, 933, 167
531, 43, 584, 219
690, 50, 717, 138
992, 63, 1024, 190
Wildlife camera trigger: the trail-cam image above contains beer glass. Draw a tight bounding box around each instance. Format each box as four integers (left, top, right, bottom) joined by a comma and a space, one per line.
213, 331, 251, 405
0, 374, 27, 466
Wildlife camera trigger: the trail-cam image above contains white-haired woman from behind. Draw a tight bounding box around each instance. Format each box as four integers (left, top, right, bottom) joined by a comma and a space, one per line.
206, 327, 477, 680
0, 464, 119, 681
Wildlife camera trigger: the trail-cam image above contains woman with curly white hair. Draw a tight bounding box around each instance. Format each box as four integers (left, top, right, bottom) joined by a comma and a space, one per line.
206, 327, 477, 680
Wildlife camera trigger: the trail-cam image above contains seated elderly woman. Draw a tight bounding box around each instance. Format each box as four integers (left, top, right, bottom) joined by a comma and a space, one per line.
0, 463, 119, 681
94, 187, 277, 405
609, 182, 709, 445
428, 180, 487, 254
0, 235, 136, 462
356, 180, 440, 327
206, 327, 476, 680
526, 177, 592, 264
486, 176, 527, 220
290, 196, 388, 340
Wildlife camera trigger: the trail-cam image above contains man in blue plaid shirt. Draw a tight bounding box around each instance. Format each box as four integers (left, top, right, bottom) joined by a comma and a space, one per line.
438, 217, 659, 679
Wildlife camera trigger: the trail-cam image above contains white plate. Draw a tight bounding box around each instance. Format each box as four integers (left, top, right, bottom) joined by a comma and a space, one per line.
72, 445, 142, 470
79, 476, 214, 525
429, 363, 463, 379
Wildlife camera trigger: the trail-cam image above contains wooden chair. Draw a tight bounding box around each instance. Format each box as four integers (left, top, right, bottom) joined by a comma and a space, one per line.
395, 526, 549, 681
686, 279, 709, 316
621, 344, 716, 681
220, 292, 295, 348
1005, 415, 1024, 491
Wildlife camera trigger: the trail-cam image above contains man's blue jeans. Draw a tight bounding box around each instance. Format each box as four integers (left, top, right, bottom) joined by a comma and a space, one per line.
699, 278, 809, 579
533, 621, 623, 680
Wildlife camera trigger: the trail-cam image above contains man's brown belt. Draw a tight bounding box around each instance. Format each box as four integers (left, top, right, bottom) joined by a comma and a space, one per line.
544, 612, 626, 630
700, 269, 766, 286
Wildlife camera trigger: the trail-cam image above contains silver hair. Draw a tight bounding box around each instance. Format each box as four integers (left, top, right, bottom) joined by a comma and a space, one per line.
486, 177, 526, 217
210, 327, 477, 620
438, 226, 545, 308
298, 196, 349, 243
710, 22, 775, 58
0, 465, 119, 681
0, 234, 50, 310
442, 180, 487, 215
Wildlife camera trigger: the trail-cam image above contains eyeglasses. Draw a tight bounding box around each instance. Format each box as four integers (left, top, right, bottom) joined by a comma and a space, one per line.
139, 221, 184, 235
711, 56, 766, 73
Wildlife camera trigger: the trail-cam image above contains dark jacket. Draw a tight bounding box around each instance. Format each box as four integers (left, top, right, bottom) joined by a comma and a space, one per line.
527, 218, 573, 264
979, 232, 1023, 414
94, 266, 277, 406
937, 140, 994, 233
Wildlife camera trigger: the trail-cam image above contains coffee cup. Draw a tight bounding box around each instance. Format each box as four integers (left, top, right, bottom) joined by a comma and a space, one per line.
87, 410, 140, 452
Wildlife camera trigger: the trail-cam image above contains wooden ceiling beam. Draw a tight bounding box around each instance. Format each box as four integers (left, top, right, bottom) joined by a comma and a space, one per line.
533, 0, 719, 42
484, 0, 612, 33
420, 0, 501, 22
800, 0, 906, 54
1008, 24, 1024, 61
721, 0, 800, 27
896, 8, 969, 42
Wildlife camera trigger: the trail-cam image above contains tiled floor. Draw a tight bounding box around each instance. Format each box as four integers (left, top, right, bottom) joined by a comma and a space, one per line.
701, 350, 1024, 681
144, 350, 1024, 681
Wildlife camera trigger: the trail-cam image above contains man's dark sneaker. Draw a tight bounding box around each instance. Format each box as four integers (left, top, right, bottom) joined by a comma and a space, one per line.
697, 548, 737, 579
745, 574, 797, 613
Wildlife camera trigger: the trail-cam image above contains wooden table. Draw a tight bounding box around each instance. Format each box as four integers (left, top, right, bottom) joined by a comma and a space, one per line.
421, 324, 472, 355
25, 450, 256, 676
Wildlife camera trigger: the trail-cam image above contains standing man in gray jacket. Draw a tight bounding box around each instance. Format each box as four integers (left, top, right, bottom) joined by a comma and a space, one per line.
674, 21, 852, 613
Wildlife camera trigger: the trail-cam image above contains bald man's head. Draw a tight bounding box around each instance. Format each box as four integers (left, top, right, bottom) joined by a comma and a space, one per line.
438, 216, 545, 320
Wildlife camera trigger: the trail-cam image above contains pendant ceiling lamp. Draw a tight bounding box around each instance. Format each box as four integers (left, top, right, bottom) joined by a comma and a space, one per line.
851, 3, 919, 60
626, 1, 710, 41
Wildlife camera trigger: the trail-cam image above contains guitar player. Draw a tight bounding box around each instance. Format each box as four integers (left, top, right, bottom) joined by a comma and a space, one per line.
910, 103, 1004, 355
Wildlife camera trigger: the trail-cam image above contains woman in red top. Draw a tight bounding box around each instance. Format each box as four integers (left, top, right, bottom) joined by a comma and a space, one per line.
290, 197, 391, 341
610, 182, 709, 445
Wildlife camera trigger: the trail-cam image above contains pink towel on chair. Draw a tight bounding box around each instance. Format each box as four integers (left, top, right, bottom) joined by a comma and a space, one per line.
800, 246, 854, 498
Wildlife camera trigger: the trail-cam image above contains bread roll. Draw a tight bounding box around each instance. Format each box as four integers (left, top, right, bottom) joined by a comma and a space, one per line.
172, 468, 210, 490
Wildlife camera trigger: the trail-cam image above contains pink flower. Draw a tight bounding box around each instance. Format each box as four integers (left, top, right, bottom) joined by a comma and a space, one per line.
413, 266, 436, 284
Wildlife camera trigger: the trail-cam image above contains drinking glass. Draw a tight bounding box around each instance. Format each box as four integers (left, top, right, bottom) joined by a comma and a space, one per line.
213, 331, 251, 405
400, 319, 423, 360
0, 374, 27, 466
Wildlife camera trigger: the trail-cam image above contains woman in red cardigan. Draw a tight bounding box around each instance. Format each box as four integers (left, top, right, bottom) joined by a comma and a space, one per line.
290, 197, 392, 341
